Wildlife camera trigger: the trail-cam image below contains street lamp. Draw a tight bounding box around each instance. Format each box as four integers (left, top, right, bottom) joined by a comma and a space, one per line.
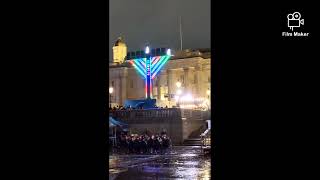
176, 89, 182, 107
176, 81, 181, 88
206, 89, 210, 110
109, 87, 113, 108
176, 81, 182, 107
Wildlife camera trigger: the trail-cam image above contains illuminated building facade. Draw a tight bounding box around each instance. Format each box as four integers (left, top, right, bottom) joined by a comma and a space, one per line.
109, 37, 211, 109
112, 37, 127, 64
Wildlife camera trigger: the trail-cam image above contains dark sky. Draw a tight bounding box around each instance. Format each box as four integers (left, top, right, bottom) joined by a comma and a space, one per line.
109, 0, 210, 60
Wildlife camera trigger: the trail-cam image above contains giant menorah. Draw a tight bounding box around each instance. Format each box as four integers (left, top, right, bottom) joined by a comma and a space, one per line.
126, 47, 171, 99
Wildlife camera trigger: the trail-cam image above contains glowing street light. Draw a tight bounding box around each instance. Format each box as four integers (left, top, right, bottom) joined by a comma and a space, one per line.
176, 81, 181, 88
206, 89, 210, 95
175, 81, 182, 108
177, 89, 182, 95
145, 46, 150, 54
166, 48, 171, 56
109, 87, 113, 108
181, 94, 193, 101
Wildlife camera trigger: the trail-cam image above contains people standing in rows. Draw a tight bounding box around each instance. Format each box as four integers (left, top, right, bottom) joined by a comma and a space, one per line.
147, 135, 154, 154
110, 133, 171, 155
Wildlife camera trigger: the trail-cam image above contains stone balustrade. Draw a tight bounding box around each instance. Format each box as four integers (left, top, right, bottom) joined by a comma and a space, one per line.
109, 108, 209, 145
110, 108, 181, 123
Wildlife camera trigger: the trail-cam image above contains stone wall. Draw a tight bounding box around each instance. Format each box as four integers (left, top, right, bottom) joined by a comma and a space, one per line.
110, 108, 183, 144
110, 108, 209, 145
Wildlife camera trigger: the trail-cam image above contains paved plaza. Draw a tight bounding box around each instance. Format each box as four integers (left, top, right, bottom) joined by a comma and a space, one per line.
109, 146, 211, 180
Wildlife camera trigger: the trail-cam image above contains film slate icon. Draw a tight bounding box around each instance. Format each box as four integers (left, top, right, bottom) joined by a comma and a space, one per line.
287, 12, 304, 31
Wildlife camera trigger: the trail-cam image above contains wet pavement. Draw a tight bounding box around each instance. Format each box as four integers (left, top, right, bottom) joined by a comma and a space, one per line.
109, 146, 211, 180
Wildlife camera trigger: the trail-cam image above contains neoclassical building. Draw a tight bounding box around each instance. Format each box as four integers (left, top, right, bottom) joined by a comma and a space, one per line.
109, 37, 211, 108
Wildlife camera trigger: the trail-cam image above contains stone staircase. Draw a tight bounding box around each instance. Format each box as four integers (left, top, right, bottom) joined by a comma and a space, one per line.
183, 125, 206, 146
183, 138, 203, 146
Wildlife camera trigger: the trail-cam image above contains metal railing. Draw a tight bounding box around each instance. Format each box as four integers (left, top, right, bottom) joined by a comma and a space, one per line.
200, 128, 211, 154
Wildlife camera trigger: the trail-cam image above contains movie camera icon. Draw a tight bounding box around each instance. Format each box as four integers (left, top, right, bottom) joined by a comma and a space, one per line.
287, 12, 304, 31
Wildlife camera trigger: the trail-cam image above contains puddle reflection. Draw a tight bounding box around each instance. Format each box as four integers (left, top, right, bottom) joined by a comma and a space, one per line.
110, 146, 211, 179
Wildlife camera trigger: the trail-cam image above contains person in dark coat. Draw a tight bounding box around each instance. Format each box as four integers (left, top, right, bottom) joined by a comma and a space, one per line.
140, 136, 147, 154
162, 136, 170, 154
133, 137, 140, 154
147, 135, 154, 154
153, 136, 161, 154
135, 137, 141, 154
128, 137, 134, 154
119, 135, 127, 154
125, 136, 129, 153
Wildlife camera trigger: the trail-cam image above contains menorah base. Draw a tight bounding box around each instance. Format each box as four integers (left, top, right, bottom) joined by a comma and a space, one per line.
124, 99, 157, 109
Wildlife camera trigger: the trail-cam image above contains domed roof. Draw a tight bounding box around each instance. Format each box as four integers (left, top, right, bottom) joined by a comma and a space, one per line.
114, 37, 126, 46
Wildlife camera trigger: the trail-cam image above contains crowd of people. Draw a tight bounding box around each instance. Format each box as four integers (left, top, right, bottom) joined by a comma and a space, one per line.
109, 132, 172, 155
109, 105, 168, 111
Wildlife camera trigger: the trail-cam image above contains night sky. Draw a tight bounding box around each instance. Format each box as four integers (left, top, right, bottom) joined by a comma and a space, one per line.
109, 0, 210, 61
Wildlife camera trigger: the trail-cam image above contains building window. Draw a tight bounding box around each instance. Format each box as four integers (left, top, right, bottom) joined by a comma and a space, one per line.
111, 81, 114, 87
208, 76, 210, 82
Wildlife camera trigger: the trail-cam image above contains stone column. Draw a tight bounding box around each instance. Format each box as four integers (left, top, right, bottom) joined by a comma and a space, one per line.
195, 63, 202, 97
120, 67, 128, 105
157, 76, 161, 101
167, 69, 174, 102
183, 67, 194, 94
157, 70, 166, 101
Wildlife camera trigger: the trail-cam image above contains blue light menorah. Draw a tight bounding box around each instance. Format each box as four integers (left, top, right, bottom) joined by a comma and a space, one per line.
127, 47, 172, 100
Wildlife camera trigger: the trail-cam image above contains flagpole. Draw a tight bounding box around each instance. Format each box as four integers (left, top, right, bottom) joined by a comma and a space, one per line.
179, 16, 183, 51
